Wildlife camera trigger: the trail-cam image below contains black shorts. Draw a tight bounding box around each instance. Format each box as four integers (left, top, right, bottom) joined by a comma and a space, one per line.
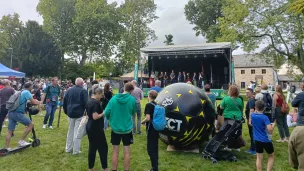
255, 141, 274, 154
111, 131, 133, 146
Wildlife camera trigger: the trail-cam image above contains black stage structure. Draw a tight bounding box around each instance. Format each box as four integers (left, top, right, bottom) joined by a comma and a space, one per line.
140, 42, 233, 89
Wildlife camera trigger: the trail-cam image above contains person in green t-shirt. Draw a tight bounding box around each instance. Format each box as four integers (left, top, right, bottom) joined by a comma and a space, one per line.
220, 85, 244, 121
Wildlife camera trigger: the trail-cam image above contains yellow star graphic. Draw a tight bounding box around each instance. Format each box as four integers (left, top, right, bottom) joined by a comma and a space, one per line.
188, 90, 193, 94
199, 112, 204, 117
174, 106, 180, 112
165, 90, 169, 94
176, 94, 182, 98
201, 99, 205, 104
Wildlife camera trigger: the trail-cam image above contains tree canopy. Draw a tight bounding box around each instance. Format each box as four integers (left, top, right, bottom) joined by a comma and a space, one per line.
185, 0, 304, 74
164, 34, 174, 45
185, 0, 223, 42
0, 14, 61, 76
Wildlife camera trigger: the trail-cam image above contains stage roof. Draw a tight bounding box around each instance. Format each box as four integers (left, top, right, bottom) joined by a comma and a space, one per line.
141, 42, 231, 52
140, 42, 231, 57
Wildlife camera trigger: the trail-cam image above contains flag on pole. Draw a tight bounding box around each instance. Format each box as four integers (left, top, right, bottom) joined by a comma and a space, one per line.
134, 60, 139, 83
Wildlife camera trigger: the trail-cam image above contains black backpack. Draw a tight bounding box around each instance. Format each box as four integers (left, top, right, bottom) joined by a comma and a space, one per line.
263, 93, 272, 113
290, 85, 296, 93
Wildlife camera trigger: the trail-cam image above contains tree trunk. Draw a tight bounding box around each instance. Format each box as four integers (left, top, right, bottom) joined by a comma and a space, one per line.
80, 50, 87, 66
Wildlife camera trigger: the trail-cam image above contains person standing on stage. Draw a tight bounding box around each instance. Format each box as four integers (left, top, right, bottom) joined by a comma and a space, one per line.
199, 72, 204, 88
164, 72, 168, 87
158, 72, 163, 88
170, 70, 175, 84
178, 72, 182, 82
182, 71, 186, 82
192, 72, 198, 86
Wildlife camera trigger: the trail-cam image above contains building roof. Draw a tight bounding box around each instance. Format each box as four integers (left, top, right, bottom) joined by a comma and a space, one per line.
234, 54, 273, 68
120, 70, 149, 80
140, 42, 231, 52
277, 63, 302, 75
278, 75, 296, 81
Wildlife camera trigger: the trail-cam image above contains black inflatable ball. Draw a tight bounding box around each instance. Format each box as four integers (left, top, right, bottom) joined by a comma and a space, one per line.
156, 83, 216, 149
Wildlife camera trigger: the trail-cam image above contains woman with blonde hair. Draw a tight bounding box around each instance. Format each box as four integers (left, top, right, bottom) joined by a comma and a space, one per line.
273, 85, 290, 142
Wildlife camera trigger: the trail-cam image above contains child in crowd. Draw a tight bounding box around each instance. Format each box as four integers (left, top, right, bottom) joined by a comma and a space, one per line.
141, 90, 159, 171
251, 100, 275, 171
255, 87, 263, 101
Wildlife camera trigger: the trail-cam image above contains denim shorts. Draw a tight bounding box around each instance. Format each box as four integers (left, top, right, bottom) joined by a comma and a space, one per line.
8, 111, 32, 131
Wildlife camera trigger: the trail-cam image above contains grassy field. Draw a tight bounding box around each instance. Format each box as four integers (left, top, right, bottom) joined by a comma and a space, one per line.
0, 98, 294, 171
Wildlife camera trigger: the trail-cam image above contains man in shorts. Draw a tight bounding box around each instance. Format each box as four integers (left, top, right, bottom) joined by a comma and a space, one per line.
104, 83, 137, 171
251, 100, 275, 171
5, 82, 40, 150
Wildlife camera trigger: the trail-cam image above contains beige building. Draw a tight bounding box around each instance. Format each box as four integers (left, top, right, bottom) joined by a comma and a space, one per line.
234, 54, 274, 89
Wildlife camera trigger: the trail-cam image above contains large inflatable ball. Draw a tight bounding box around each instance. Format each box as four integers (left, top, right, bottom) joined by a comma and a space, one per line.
156, 83, 216, 149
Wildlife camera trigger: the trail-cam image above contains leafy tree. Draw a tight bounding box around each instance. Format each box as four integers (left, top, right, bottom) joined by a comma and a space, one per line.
0, 13, 23, 67
37, 0, 76, 73
216, 0, 304, 73
20, 21, 62, 76
184, 0, 223, 42
289, 0, 304, 14
117, 0, 158, 72
70, 0, 123, 66
164, 34, 174, 45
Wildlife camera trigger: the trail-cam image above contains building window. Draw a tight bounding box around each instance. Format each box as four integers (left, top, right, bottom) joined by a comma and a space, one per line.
262, 69, 266, 74
241, 82, 246, 89
251, 69, 255, 74
241, 70, 245, 74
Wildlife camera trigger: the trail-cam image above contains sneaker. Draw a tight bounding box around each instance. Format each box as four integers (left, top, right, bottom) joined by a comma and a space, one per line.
2, 125, 7, 128
49, 126, 53, 129
235, 148, 241, 152
249, 150, 257, 155
245, 150, 252, 154
42, 124, 47, 129
18, 140, 31, 147
223, 147, 232, 151
73, 151, 81, 155
276, 139, 284, 143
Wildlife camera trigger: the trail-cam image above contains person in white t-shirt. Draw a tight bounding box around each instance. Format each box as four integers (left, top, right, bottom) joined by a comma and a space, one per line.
287, 113, 297, 127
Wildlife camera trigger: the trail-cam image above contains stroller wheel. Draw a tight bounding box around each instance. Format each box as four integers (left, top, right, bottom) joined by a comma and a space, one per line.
32, 139, 40, 147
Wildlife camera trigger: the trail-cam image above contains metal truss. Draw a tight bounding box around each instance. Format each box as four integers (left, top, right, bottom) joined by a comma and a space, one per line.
145, 49, 226, 57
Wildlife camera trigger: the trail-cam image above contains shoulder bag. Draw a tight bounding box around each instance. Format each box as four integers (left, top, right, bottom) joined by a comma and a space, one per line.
76, 110, 88, 139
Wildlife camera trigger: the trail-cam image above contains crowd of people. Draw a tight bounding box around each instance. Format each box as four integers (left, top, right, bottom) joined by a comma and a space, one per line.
150, 70, 205, 88
0, 76, 304, 171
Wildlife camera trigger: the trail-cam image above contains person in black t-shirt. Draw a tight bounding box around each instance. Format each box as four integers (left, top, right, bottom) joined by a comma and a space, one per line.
245, 88, 256, 155
86, 85, 109, 171
141, 90, 159, 171
102, 83, 113, 130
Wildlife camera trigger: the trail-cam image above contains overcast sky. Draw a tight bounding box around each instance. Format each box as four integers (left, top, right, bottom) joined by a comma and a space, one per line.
0, 0, 246, 54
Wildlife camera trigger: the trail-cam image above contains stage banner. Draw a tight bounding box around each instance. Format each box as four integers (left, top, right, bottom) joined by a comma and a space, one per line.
134, 60, 139, 83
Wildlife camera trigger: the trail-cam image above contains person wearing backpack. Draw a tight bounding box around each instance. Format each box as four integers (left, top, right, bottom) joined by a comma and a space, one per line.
261, 84, 273, 123
5, 82, 40, 150
41, 77, 61, 129
141, 90, 163, 171
273, 85, 290, 143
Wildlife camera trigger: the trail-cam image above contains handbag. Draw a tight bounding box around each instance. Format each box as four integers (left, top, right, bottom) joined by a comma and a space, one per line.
76, 110, 88, 139
281, 102, 290, 114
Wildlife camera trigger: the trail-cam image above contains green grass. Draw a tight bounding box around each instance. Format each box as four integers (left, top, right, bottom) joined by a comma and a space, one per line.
0, 99, 294, 171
